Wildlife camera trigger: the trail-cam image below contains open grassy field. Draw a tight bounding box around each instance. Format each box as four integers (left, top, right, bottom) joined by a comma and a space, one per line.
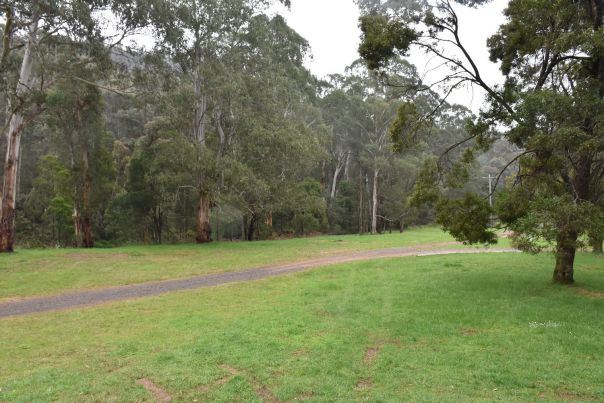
1, 242, 602, 401
0, 227, 476, 300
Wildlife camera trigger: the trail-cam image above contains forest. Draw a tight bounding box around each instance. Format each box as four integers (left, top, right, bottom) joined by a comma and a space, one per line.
1, 0, 514, 248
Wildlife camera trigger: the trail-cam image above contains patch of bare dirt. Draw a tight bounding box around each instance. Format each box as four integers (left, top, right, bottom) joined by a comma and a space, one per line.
355, 378, 373, 390
577, 288, 604, 299
291, 349, 308, 357
290, 391, 315, 401
219, 365, 280, 402
363, 347, 380, 366
220, 364, 242, 376
137, 378, 172, 403
197, 374, 234, 394
460, 327, 480, 336
67, 252, 129, 259
556, 390, 598, 401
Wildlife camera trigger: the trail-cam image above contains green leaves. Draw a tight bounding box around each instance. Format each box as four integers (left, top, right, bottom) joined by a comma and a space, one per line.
389, 102, 422, 152
435, 193, 497, 245
359, 15, 418, 70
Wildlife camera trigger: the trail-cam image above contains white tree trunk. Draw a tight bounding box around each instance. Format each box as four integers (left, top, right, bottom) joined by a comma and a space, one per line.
330, 163, 343, 200
193, 70, 207, 145
0, 18, 38, 252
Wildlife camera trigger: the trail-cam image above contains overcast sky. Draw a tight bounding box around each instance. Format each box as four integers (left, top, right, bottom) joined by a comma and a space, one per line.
271, 0, 509, 110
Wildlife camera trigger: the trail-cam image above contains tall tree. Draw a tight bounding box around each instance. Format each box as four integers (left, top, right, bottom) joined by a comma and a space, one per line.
148, 0, 290, 243
45, 77, 115, 248
358, 0, 604, 283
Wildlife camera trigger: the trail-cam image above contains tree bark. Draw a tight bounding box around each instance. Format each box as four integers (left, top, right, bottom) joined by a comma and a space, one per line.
153, 206, 163, 244
371, 168, 379, 234
553, 231, 578, 284
73, 207, 82, 247
0, 19, 38, 252
81, 216, 94, 248
330, 163, 342, 201
196, 191, 212, 243
193, 69, 207, 145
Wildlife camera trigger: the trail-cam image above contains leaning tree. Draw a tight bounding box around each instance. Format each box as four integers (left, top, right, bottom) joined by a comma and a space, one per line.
357, 0, 604, 283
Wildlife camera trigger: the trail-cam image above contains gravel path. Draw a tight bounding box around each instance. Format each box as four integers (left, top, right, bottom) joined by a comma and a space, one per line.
0, 245, 519, 318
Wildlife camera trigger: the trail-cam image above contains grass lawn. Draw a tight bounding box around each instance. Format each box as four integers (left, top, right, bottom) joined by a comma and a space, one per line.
0, 227, 478, 300
1, 251, 602, 401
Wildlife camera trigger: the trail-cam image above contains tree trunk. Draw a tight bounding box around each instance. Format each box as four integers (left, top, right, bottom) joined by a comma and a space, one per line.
73, 207, 82, 247
196, 191, 212, 243
266, 211, 273, 237
0, 19, 38, 252
80, 152, 94, 248
344, 152, 350, 181
193, 70, 207, 145
553, 231, 578, 284
371, 168, 379, 234
153, 206, 163, 244
81, 216, 94, 248
590, 233, 603, 254
358, 167, 364, 235
247, 213, 256, 241
330, 163, 342, 201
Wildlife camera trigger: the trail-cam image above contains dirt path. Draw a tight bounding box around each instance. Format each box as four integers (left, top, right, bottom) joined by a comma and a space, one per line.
0, 245, 519, 318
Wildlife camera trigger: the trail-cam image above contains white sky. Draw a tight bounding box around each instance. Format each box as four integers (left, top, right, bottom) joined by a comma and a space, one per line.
271, 0, 509, 110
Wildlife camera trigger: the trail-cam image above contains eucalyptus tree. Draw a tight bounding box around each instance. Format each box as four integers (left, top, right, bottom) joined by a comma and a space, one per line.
358, 0, 604, 283
147, 0, 290, 243
228, 15, 325, 240
44, 74, 117, 248
320, 89, 356, 204
322, 62, 422, 234
0, 0, 150, 251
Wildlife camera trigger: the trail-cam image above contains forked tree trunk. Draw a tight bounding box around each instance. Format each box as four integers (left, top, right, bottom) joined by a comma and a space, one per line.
553, 231, 578, 284
196, 191, 212, 243
0, 19, 38, 252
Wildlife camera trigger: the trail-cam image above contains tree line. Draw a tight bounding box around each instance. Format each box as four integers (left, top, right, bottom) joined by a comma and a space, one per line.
1, 0, 508, 250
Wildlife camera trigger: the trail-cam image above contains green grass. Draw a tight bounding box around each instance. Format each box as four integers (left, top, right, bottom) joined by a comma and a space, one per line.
0, 227, 472, 299
1, 251, 602, 402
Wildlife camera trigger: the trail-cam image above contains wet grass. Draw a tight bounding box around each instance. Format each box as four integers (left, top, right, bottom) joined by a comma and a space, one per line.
1, 251, 602, 402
